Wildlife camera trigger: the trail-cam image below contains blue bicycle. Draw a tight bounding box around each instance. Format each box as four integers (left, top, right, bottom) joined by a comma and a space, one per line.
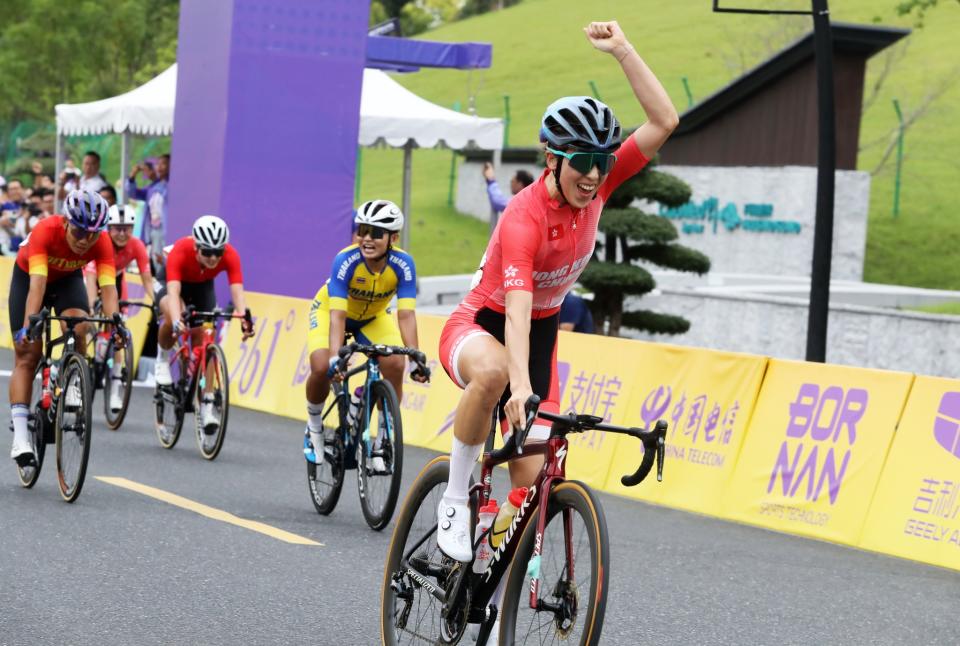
305, 341, 430, 530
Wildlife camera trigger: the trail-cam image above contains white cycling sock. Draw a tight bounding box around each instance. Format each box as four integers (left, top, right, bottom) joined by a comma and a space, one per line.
11, 405, 29, 444
445, 436, 482, 502
306, 402, 324, 432
157, 345, 170, 361
112, 361, 123, 378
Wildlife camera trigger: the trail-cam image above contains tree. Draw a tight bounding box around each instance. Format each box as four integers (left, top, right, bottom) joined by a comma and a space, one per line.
897, 0, 960, 25
577, 159, 710, 337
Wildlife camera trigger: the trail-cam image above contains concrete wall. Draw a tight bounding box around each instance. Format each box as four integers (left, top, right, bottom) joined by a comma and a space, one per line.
627, 290, 960, 379
455, 159, 541, 221
653, 165, 870, 281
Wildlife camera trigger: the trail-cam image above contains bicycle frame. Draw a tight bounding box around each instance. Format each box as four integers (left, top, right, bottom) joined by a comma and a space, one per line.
323, 355, 391, 470
168, 320, 217, 408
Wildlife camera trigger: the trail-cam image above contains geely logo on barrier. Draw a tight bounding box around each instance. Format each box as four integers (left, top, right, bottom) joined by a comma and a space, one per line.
934, 392, 960, 459
768, 384, 867, 505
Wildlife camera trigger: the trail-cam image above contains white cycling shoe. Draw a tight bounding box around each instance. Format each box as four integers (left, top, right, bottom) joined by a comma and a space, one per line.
200, 400, 220, 434
10, 437, 36, 467
155, 360, 173, 386
437, 495, 473, 562
109, 380, 124, 412
64, 383, 82, 410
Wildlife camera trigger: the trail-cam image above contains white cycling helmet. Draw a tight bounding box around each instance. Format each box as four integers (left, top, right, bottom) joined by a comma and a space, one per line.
192, 215, 230, 250
354, 199, 404, 232
107, 204, 134, 226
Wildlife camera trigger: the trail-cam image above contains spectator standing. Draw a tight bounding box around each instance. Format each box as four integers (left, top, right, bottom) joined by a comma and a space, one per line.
481, 161, 534, 214
559, 292, 595, 334
126, 153, 169, 268
59, 151, 107, 199
99, 185, 118, 207
0, 179, 26, 255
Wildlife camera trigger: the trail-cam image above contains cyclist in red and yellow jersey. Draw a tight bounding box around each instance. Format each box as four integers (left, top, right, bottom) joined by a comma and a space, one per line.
434, 21, 679, 564
8, 190, 122, 466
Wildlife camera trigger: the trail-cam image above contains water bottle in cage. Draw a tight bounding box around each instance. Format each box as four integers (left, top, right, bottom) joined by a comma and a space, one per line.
94, 331, 110, 362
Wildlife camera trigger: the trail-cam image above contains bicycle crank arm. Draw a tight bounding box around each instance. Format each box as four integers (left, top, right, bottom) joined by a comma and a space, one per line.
402, 566, 446, 604
474, 605, 499, 646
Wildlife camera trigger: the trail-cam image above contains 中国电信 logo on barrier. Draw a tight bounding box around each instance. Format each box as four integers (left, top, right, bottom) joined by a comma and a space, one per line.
767, 383, 866, 506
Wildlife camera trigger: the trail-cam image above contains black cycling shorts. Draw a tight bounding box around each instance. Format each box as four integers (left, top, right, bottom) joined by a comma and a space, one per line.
8, 264, 90, 336
157, 279, 217, 312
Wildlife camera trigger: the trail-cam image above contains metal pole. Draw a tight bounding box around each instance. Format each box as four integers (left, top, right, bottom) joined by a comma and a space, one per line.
682, 76, 694, 108
54, 131, 64, 212
401, 141, 413, 250
502, 95, 511, 148
892, 98, 904, 218
588, 80, 603, 101
355, 145, 363, 204
490, 148, 502, 235
805, 0, 836, 363
120, 130, 132, 204
447, 101, 462, 207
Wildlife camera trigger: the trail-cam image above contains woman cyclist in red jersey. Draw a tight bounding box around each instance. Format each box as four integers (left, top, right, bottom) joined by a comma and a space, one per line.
8, 189, 122, 466
434, 21, 679, 564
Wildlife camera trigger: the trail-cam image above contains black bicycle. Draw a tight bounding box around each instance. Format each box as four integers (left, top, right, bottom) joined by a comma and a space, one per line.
306, 341, 430, 531
15, 307, 126, 502
87, 298, 151, 430
381, 395, 667, 645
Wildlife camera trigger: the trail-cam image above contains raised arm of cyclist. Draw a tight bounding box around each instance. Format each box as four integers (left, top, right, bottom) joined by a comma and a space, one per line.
434, 20, 678, 564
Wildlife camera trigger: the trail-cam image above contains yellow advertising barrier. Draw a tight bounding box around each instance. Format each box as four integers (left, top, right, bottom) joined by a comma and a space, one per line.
602, 343, 767, 516
721, 359, 914, 545
0, 257, 15, 349
859, 376, 960, 570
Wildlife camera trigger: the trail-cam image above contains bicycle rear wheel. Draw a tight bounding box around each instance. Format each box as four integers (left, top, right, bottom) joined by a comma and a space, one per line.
103, 332, 134, 430
357, 379, 403, 531
308, 421, 345, 515
55, 353, 94, 503
155, 355, 186, 449
16, 365, 49, 488
195, 344, 229, 461
381, 457, 473, 645
499, 480, 610, 646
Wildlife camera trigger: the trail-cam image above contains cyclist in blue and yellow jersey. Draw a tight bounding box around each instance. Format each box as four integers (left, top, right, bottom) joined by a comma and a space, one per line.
303, 200, 429, 464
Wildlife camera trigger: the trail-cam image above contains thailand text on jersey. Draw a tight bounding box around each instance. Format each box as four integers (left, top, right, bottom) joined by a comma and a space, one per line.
165, 236, 243, 284
16, 215, 115, 287
462, 135, 648, 319
327, 244, 417, 320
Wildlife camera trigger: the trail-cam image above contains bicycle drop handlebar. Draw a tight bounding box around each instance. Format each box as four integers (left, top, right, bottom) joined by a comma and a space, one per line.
495, 394, 667, 486
27, 307, 126, 342
337, 342, 430, 376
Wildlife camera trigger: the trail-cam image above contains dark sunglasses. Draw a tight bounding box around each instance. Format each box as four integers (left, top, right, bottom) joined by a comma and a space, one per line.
547, 148, 617, 175
357, 224, 389, 240
198, 247, 224, 258
68, 225, 100, 241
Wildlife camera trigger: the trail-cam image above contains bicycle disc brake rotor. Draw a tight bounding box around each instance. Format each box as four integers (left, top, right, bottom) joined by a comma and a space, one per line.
550, 577, 579, 637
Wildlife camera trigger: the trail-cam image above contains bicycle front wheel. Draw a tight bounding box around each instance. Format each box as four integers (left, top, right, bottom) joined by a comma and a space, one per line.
357, 379, 403, 531
155, 355, 187, 449
308, 423, 345, 515
16, 364, 49, 488
195, 344, 229, 461
55, 353, 94, 503
103, 332, 134, 430
499, 480, 610, 646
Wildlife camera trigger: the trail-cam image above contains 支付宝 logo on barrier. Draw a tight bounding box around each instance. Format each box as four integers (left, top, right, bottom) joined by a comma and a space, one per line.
767, 384, 866, 505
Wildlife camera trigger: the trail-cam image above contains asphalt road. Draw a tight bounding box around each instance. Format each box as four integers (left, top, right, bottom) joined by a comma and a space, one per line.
1, 349, 958, 645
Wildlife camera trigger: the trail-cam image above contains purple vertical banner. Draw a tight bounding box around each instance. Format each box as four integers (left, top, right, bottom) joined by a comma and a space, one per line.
171, 0, 370, 298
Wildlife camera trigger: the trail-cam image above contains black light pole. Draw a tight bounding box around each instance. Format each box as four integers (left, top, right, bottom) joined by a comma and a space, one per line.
712, 0, 836, 362
805, 0, 835, 363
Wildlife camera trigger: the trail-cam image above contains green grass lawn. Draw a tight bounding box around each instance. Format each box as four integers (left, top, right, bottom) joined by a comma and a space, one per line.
362, 0, 960, 286
909, 301, 960, 315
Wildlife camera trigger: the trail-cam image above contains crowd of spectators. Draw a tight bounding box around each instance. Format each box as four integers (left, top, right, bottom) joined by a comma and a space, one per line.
0, 150, 170, 261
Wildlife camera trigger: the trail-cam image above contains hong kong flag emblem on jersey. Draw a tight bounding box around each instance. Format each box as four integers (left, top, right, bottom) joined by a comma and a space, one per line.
548, 224, 564, 241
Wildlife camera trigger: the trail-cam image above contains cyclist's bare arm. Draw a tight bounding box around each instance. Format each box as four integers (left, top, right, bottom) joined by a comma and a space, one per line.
504, 290, 533, 430
397, 309, 429, 383
165, 280, 182, 322
228, 283, 253, 339
585, 21, 678, 159
100, 283, 120, 318
328, 308, 347, 367
141, 270, 156, 304
22, 274, 47, 328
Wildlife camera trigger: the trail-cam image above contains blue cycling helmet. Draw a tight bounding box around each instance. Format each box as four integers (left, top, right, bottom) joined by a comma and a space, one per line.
64, 189, 109, 232
539, 96, 621, 152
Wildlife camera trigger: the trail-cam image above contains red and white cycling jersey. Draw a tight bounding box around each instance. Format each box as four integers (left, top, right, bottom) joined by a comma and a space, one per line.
459, 135, 649, 320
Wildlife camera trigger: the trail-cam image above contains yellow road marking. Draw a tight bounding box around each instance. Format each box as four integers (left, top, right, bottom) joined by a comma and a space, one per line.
95, 476, 322, 546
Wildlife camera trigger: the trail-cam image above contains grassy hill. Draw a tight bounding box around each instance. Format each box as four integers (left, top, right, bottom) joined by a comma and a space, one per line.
361, 0, 960, 287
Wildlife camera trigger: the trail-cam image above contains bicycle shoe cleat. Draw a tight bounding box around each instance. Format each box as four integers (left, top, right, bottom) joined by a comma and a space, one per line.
10, 439, 36, 467
437, 495, 473, 562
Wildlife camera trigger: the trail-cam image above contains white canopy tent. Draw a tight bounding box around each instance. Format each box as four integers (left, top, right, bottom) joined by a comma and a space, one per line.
55, 65, 504, 244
